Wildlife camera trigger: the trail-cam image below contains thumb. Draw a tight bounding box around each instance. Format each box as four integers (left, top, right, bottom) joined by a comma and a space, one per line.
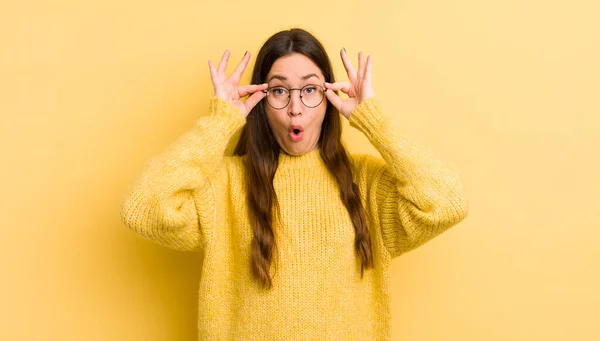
243, 90, 267, 116
325, 88, 344, 113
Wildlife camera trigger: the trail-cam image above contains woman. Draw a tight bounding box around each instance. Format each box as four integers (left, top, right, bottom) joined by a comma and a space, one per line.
121, 28, 469, 340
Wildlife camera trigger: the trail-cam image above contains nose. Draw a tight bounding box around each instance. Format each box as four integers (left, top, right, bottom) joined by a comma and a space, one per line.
287, 91, 303, 117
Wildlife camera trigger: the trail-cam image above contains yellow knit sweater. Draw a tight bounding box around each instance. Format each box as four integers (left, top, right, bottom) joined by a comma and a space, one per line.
120, 97, 469, 340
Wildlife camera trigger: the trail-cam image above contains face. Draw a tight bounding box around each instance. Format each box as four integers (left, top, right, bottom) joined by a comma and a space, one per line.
264, 53, 327, 156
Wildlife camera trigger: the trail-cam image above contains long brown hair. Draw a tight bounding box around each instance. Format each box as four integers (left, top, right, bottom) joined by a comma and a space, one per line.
233, 28, 373, 289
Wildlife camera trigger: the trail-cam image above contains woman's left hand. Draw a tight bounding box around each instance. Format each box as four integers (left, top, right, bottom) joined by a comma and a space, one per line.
324, 49, 375, 119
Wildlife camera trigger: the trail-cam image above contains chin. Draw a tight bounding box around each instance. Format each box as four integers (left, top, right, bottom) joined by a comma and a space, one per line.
281, 144, 306, 156
281, 147, 301, 156
278, 136, 318, 156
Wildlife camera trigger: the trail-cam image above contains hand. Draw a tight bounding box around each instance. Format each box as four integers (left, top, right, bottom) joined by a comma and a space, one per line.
208, 50, 267, 117
324, 49, 375, 119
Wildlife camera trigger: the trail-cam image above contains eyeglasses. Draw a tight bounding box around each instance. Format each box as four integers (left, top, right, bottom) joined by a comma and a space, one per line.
262, 84, 327, 110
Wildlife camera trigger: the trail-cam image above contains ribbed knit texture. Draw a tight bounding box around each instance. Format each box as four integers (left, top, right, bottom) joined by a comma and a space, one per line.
121, 97, 469, 340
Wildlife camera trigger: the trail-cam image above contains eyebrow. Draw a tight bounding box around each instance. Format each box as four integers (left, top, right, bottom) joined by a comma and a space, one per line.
267, 73, 320, 83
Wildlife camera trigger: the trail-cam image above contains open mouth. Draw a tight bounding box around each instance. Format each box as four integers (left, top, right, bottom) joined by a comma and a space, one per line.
289, 126, 304, 142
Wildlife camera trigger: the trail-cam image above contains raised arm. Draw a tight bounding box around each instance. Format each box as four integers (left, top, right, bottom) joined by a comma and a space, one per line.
326, 49, 469, 258
120, 50, 266, 251
350, 99, 469, 257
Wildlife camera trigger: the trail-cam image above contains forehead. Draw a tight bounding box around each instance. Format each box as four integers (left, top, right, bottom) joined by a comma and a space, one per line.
267, 53, 324, 81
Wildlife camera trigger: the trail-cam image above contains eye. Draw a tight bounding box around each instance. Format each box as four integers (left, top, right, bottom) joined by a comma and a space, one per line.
271, 87, 288, 96
303, 86, 317, 94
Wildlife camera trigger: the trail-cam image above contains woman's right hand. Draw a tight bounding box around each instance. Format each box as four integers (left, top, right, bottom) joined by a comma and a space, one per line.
208, 50, 267, 117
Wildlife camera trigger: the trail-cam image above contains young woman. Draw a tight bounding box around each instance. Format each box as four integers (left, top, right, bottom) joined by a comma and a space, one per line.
121, 28, 469, 340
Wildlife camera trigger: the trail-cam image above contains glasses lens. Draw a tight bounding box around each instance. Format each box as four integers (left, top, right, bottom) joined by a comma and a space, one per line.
267, 87, 289, 109
301, 85, 324, 108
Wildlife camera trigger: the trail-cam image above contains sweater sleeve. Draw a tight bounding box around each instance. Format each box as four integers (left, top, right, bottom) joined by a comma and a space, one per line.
120, 97, 246, 251
349, 98, 469, 258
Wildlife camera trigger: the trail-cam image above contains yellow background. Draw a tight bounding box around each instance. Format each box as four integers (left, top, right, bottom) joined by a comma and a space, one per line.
2, 0, 599, 340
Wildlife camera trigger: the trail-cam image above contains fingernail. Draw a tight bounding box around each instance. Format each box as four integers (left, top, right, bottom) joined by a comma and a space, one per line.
343, 47, 346, 53
244, 51, 248, 56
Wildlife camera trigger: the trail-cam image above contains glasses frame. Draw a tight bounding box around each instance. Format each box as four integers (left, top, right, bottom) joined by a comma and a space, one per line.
262, 83, 328, 110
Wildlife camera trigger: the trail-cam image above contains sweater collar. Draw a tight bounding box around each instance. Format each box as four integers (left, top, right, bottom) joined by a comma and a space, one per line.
277, 148, 324, 170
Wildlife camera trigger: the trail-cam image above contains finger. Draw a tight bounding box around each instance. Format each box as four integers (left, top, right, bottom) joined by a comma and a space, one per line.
244, 89, 267, 113
357, 51, 366, 82
217, 49, 230, 76
364, 55, 373, 85
324, 87, 344, 112
208, 60, 218, 83
230, 51, 250, 84
340, 48, 357, 83
325, 81, 351, 94
238, 83, 268, 98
